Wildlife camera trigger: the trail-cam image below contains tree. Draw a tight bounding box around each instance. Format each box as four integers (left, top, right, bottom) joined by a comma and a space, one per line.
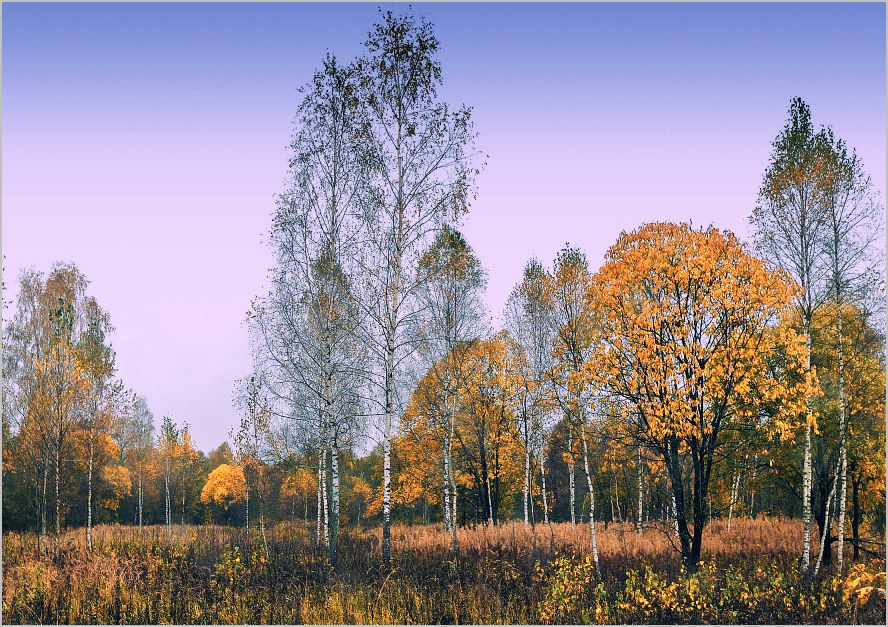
750, 98, 833, 571
584, 222, 816, 570
2, 264, 91, 540
126, 396, 155, 528
413, 225, 487, 551
249, 50, 367, 566
78, 296, 116, 551
201, 464, 248, 523
546, 245, 601, 572
354, 9, 480, 562
98, 464, 131, 519
504, 258, 556, 526
280, 468, 316, 520
818, 129, 883, 571
159, 415, 179, 536
232, 376, 272, 557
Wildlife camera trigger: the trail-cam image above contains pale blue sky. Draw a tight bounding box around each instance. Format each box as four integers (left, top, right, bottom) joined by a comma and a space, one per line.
4, 2, 885, 450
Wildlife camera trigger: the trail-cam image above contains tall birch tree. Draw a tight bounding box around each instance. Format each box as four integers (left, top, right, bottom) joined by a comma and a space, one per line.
354, 9, 479, 562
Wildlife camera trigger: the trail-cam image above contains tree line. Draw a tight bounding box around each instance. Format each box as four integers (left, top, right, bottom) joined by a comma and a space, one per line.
2, 10, 884, 577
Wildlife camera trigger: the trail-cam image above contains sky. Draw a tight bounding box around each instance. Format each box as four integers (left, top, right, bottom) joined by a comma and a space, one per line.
3, 2, 885, 452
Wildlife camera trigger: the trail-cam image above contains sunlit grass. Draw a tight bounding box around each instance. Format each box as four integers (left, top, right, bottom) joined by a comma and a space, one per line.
2, 518, 884, 624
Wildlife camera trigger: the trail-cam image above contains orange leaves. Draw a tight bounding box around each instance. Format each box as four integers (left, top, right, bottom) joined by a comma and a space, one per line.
584, 222, 811, 443
200, 463, 248, 509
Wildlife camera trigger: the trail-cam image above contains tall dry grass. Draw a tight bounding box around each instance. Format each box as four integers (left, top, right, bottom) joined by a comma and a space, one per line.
2, 517, 883, 624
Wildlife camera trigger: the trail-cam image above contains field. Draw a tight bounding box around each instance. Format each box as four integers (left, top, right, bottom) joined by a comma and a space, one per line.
2, 518, 885, 624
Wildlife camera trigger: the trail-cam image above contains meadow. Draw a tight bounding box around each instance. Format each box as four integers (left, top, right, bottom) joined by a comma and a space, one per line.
2, 518, 885, 624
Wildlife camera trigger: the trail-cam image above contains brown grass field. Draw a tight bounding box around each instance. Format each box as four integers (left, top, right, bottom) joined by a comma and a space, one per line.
2, 517, 885, 624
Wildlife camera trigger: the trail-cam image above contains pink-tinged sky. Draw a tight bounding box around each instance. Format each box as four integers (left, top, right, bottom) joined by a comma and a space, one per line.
3, 3, 885, 451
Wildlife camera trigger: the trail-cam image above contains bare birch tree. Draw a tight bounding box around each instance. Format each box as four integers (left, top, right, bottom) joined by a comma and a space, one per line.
353, 9, 480, 563
751, 98, 831, 573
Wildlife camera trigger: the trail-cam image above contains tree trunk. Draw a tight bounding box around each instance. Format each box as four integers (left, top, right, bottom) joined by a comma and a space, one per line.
55, 447, 61, 537
138, 460, 143, 528
86, 437, 94, 551
580, 425, 600, 575
523, 417, 530, 527
568, 429, 576, 525
800, 327, 814, 574
728, 468, 741, 533
836, 306, 848, 572
382, 335, 394, 563
851, 473, 860, 561
316, 451, 323, 547
41, 461, 48, 539
259, 487, 269, 560
443, 434, 452, 533
539, 449, 550, 525
329, 444, 339, 564
814, 460, 840, 578
321, 448, 329, 548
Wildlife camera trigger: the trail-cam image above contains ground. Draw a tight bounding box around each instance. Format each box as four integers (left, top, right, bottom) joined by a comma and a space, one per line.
2, 518, 885, 624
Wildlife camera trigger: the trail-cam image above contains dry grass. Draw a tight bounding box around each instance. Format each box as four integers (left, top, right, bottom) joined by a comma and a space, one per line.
2, 518, 883, 624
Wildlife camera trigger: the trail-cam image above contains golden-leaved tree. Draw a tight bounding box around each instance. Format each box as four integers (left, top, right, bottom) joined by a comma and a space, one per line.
583, 222, 816, 570
200, 463, 247, 523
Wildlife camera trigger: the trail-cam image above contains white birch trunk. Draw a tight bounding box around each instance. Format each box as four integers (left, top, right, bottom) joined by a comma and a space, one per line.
836, 307, 848, 571
86, 437, 94, 551
568, 430, 576, 525
539, 449, 549, 525
330, 443, 340, 563
580, 426, 600, 574
800, 328, 814, 573
728, 469, 742, 532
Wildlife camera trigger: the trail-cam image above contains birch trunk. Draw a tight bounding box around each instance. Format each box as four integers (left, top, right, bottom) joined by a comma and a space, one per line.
382, 333, 394, 563
580, 425, 600, 574
329, 444, 340, 564
86, 437, 94, 551
55, 447, 61, 537
539, 449, 549, 525
568, 430, 576, 525
316, 451, 323, 547
800, 327, 814, 573
836, 307, 848, 572
41, 462, 48, 539
728, 469, 742, 532
443, 434, 452, 533
814, 460, 841, 577
137, 459, 143, 528
321, 448, 329, 548
523, 419, 530, 527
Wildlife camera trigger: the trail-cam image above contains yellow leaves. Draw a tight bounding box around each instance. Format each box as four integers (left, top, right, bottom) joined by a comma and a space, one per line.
838, 562, 886, 608
201, 463, 248, 508
280, 468, 316, 501
583, 222, 812, 443
99, 465, 132, 511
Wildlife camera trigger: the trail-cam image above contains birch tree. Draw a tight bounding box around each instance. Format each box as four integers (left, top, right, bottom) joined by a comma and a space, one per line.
818, 130, 883, 571
249, 51, 366, 565
750, 98, 832, 572
159, 415, 178, 537
413, 225, 487, 551
504, 258, 555, 526
546, 246, 601, 570
78, 297, 115, 551
353, 9, 479, 562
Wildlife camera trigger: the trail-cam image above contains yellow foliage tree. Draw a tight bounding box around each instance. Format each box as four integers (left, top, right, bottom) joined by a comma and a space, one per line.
200, 463, 247, 523
583, 222, 816, 569
98, 464, 132, 516
280, 468, 316, 520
